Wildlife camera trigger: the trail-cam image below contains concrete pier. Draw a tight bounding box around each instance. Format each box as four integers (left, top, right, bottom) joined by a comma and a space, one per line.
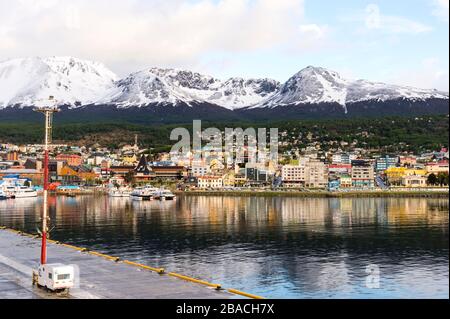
0, 229, 237, 299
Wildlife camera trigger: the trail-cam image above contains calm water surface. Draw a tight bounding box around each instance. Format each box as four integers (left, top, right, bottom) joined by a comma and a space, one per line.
0, 195, 448, 299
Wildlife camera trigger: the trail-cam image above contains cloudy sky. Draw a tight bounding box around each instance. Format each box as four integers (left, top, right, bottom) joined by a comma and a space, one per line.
0, 0, 448, 90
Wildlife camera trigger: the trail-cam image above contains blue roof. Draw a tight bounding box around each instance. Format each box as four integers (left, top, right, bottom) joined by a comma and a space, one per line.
3, 174, 20, 179
57, 185, 81, 190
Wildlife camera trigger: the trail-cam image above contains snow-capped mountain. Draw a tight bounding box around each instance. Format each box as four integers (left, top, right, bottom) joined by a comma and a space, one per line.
257, 66, 449, 111
209, 77, 280, 109
0, 57, 117, 108
0, 57, 447, 120
99, 67, 280, 110
261, 66, 348, 108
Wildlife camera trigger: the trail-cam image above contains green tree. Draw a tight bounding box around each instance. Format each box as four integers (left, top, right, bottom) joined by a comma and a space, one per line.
427, 173, 438, 186
437, 172, 449, 187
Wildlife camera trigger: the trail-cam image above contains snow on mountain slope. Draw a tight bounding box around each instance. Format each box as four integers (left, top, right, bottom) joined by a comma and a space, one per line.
262, 66, 348, 108
99, 67, 280, 110
0, 57, 118, 108
0, 58, 447, 112
99, 69, 196, 107
346, 79, 449, 103
256, 66, 448, 110
207, 77, 280, 109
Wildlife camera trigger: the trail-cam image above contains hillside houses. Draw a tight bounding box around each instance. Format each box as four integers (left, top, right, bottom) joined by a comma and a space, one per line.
0, 141, 448, 190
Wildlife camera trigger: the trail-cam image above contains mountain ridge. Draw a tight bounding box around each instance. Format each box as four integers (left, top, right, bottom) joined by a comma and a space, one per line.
0, 56, 448, 120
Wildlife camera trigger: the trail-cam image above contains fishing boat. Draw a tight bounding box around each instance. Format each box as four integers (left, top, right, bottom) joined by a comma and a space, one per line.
130, 186, 158, 201
153, 189, 176, 201
0, 190, 7, 200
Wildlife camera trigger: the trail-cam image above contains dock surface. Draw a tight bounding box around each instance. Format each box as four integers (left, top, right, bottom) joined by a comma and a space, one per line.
0, 229, 235, 299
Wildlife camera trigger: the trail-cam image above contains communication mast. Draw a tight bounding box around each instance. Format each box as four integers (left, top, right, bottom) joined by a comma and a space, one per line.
34, 96, 59, 265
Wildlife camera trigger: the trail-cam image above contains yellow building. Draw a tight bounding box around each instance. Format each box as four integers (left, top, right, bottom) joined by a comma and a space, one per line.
59, 165, 96, 184
122, 155, 137, 165
222, 173, 236, 187
386, 167, 429, 185
385, 167, 407, 185
404, 169, 427, 176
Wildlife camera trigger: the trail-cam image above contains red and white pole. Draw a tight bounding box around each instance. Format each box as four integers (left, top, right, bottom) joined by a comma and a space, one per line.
40, 109, 52, 265
35, 98, 58, 266
41, 148, 49, 265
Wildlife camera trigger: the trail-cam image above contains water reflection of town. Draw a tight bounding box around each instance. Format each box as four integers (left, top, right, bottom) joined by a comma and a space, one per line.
0, 195, 448, 237
0, 196, 448, 297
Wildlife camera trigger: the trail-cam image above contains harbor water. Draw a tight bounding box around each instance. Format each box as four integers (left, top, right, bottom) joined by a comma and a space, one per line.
0, 195, 448, 299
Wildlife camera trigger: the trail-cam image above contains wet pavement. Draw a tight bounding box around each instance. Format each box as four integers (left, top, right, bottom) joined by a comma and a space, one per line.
0, 230, 234, 299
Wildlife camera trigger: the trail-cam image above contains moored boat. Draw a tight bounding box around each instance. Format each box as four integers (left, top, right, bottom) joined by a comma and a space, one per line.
109, 187, 132, 197
0, 175, 37, 199
130, 186, 158, 201
9, 186, 38, 198
153, 189, 176, 201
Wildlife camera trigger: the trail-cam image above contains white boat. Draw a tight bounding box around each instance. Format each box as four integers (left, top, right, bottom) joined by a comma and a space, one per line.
130, 186, 158, 201
153, 189, 176, 201
9, 186, 38, 198
1, 185, 16, 198
108, 187, 132, 197
0, 190, 7, 200
0, 176, 37, 199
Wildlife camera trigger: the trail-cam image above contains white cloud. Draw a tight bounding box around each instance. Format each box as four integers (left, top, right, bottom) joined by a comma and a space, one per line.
299, 24, 328, 39
388, 58, 449, 91
0, 0, 310, 75
294, 23, 330, 50
432, 0, 449, 22
364, 3, 432, 34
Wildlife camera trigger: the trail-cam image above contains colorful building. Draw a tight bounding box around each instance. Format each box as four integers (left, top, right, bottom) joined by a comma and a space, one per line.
56, 154, 83, 167
59, 165, 96, 185
6, 151, 19, 161
328, 164, 352, 176
426, 161, 449, 174
222, 173, 236, 187
385, 167, 407, 185
376, 155, 398, 172
399, 156, 417, 167
351, 160, 374, 188
339, 175, 353, 188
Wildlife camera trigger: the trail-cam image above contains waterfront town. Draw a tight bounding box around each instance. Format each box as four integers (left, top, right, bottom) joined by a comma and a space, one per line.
0, 135, 448, 197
